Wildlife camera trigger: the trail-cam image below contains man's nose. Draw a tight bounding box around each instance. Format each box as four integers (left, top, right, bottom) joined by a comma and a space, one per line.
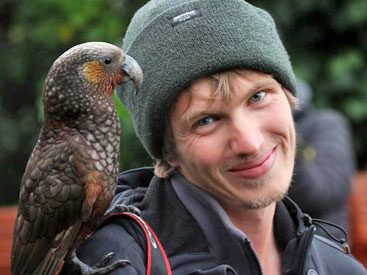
229, 111, 264, 155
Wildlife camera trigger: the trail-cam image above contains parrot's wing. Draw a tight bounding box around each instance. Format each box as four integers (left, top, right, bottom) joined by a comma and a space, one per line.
11, 132, 101, 275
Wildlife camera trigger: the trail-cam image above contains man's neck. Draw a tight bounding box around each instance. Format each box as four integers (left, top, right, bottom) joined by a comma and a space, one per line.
224, 202, 282, 275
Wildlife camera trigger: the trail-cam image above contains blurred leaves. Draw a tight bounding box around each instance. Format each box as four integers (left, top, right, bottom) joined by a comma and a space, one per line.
327, 50, 363, 89
332, 0, 367, 29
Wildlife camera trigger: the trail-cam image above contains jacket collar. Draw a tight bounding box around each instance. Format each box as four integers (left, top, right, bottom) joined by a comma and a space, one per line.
114, 167, 312, 248
114, 168, 315, 273
170, 171, 310, 251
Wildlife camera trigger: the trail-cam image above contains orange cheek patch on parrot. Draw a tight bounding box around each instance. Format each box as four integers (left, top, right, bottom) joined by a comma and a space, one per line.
83, 61, 121, 94
83, 61, 107, 86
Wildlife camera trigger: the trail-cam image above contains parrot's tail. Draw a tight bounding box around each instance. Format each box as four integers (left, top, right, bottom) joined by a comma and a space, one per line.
34, 223, 81, 275
11, 222, 81, 275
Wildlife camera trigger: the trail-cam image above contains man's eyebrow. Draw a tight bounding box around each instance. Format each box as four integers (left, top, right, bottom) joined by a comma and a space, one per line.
185, 109, 215, 124
247, 79, 279, 93
184, 78, 280, 123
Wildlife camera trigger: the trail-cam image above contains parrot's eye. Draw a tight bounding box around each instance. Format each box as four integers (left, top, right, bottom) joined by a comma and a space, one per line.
104, 58, 112, 65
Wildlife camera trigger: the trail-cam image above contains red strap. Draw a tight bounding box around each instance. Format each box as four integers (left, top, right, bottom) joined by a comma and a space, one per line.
143, 218, 172, 275
103, 212, 172, 275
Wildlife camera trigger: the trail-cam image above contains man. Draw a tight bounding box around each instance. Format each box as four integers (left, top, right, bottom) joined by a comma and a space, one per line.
63, 0, 366, 274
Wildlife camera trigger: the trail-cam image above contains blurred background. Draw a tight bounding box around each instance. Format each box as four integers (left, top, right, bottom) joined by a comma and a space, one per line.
0, 0, 366, 206
0, 0, 366, 272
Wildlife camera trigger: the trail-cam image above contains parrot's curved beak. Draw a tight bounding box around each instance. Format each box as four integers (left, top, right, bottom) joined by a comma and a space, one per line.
122, 55, 143, 95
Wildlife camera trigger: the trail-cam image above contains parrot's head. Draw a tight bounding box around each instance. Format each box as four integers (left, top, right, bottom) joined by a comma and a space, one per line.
43, 42, 143, 123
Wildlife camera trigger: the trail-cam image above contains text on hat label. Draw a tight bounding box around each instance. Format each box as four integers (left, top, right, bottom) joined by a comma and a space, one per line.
170, 10, 202, 27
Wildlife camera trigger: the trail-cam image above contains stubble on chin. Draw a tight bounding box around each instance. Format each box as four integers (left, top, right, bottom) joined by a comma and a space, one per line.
236, 174, 290, 209
243, 191, 286, 209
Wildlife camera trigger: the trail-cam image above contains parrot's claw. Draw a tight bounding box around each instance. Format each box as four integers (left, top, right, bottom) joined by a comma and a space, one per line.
64, 253, 130, 275
106, 204, 141, 216
94, 252, 116, 268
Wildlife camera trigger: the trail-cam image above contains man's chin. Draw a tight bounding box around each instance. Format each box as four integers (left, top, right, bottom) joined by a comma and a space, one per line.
240, 192, 286, 209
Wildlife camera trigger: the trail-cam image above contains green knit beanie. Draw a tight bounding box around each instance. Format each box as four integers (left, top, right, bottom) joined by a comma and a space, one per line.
118, 0, 297, 160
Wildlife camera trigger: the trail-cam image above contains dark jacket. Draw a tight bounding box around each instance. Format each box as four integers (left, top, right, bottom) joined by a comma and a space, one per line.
291, 79, 355, 236
67, 168, 365, 275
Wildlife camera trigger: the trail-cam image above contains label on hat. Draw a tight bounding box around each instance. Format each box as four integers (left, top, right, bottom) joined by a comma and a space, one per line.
169, 9, 202, 27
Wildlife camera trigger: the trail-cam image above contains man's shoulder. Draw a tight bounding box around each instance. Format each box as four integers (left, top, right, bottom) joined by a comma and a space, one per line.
308, 234, 366, 274
107, 167, 156, 211
66, 221, 147, 274
281, 197, 366, 273
117, 167, 155, 189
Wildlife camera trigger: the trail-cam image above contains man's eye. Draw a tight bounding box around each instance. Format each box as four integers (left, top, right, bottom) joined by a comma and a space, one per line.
196, 116, 216, 127
250, 91, 266, 103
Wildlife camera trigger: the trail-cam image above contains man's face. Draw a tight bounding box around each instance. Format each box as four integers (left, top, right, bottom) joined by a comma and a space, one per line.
169, 71, 296, 210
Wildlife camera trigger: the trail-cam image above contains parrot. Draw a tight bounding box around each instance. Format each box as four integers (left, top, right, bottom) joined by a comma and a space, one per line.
11, 42, 143, 275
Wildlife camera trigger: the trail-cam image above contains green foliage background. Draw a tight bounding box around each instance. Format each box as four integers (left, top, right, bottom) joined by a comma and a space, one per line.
0, 0, 366, 205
